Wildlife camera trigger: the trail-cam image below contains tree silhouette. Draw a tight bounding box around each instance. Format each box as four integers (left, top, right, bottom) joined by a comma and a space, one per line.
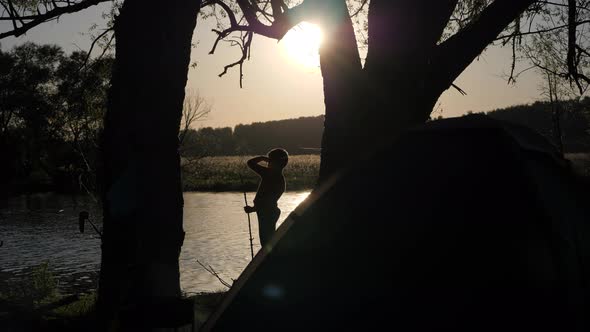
0, 43, 112, 194
179, 90, 213, 147
201, 0, 590, 182
96, 0, 201, 327
4, 1, 590, 328
1, 0, 202, 327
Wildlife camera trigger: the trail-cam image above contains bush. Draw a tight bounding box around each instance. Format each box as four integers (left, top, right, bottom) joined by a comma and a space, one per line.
1, 261, 59, 309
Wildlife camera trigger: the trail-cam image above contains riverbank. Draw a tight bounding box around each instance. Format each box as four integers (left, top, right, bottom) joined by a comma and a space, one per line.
0, 291, 226, 332
1, 155, 320, 198
1, 259, 227, 331
5, 153, 590, 196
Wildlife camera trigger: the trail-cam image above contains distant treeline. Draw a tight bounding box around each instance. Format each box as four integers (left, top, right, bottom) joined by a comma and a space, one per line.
2, 42, 590, 196
480, 98, 590, 152
182, 99, 590, 157
181, 115, 325, 156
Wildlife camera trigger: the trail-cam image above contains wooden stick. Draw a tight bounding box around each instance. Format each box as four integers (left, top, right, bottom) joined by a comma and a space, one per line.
240, 175, 255, 259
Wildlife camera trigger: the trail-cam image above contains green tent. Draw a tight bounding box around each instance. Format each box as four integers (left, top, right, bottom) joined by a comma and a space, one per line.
204, 115, 589, 331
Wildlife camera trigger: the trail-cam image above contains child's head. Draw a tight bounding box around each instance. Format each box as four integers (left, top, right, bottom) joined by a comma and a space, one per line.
268, 148, 289, 169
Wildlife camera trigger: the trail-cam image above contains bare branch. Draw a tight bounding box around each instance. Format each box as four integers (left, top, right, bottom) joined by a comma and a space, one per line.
350, 0, 369, 18
567, 0, 585, 94
209, 26, 245, 55
179, 90, 212, 145
494, 24, 574, 41
536, 0, 590, 11
0, 0, 110, 39
205, 0, 238, 27
79, 27, 112, 71
433, 0, 536, 95
509, 34, 518, 84
236, 0, 311, 39
202, 0, 314, 86
94, 32, 115, 62
218, 31, 252, 88
451, 83, 467, 95
270, 0, 284, 20
196, 260, 232, 289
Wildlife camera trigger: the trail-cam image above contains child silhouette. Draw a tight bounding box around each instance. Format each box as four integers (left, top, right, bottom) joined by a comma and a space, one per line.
244, 148, 289, 247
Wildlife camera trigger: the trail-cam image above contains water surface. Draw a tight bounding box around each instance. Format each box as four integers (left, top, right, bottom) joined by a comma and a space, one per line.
0, 191, 309, 294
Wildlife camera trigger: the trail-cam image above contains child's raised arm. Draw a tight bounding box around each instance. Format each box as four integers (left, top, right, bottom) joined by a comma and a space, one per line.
247, 156, 271, 175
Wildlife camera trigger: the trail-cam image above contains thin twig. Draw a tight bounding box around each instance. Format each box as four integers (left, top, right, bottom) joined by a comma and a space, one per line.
79, 27, 112, 71
0, 0, 110, 39
451, 83, 467, 95
196, 260, 232, 289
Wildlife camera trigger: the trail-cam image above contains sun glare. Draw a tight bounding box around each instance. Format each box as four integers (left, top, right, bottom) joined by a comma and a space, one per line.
280, 22, 323, 68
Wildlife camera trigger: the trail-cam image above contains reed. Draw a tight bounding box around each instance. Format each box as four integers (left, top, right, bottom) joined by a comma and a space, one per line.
181, 155, 320, 192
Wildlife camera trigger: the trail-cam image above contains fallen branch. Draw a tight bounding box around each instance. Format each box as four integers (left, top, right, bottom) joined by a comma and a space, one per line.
196, 260, 232, 289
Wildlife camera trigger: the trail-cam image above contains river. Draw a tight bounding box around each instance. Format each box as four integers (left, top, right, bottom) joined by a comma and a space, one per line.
0, 191, 309, 295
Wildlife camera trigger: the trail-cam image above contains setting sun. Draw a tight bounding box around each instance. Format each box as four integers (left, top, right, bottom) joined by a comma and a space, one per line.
280, 22, 323, 68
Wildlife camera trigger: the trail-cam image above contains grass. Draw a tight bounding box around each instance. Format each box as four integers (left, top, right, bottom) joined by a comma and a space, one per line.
1, 268, 225, 331
0, 261, 94, 332
0, 261, 226, 331
0, 262, 59, 309
181, 154, 320, 192
51, 293, 96, 319
1, 291, 226, 332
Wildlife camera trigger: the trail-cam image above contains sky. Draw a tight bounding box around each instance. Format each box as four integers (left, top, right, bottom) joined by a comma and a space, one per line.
1, 3, 543, 129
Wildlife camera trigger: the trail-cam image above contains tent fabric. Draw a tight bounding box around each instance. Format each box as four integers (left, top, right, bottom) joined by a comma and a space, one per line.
203, 115, 589, 331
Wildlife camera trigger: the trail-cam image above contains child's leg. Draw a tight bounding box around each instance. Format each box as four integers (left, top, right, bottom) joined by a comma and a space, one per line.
256, 207, 281, 247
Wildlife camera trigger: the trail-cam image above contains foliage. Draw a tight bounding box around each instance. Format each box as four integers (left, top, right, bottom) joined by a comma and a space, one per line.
0, 42, 112, 196
52, 293, 96, 318
516, 1, 590, 95
234, 116, 323, 154
28, 262, 59, 305
4, 1, 590, 99
1, 40, 588, 195
482, 97, 590, 152
0, 261, 59, 308
183, 99, 590, 159
181, 115, 323, 157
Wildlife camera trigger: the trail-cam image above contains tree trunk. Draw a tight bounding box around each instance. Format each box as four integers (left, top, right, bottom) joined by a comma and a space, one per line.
317, 0, 526, 183
361, 0, 457, 142
316, 0, 363, 184
97, 0, 200, 327
317, 0, 449, 183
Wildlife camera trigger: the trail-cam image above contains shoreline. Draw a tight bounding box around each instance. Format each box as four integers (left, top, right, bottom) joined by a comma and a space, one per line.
0, 186, 315, 200
0, 290, 226, 332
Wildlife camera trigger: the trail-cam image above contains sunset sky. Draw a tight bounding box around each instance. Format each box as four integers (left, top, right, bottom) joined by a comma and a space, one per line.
1, 3, 543, 129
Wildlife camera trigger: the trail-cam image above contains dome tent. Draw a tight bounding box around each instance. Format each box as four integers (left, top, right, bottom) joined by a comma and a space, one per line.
203, 115, 589, 331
